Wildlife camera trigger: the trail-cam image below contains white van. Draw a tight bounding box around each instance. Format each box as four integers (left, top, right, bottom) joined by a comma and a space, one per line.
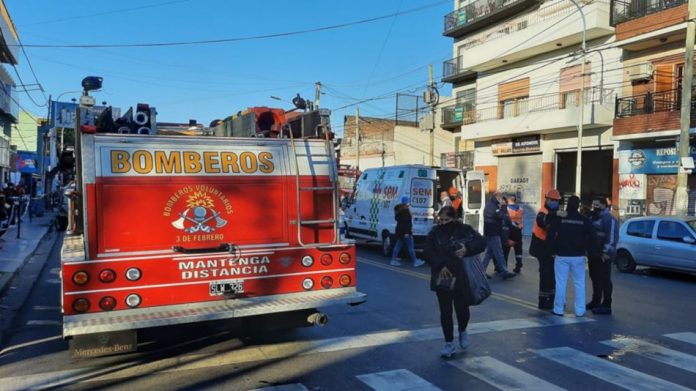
343, 165, 485, 255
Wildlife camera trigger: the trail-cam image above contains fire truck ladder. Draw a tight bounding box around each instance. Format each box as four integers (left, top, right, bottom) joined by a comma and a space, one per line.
288, 131, 338, 247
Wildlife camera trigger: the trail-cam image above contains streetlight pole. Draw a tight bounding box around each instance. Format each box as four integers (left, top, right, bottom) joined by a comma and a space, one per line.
569, 0, 587, 197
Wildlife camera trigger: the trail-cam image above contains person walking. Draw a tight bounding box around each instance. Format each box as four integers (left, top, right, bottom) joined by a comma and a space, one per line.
480, 193, 516, 279
547, 196, 595, 317
504, 194, 524, 273
390, 196, 425, 267
587, 197, 618, 315
424, 206, 487, 358
529, 189, 562, 309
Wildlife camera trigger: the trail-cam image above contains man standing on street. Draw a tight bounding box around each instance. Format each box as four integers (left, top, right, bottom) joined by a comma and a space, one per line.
529, 189, 562, 309
587, 197, 618, 315
547, 196, 595, 317
480, 193, 516, 280
390, 196, 425, 267
504, 194, 524, 273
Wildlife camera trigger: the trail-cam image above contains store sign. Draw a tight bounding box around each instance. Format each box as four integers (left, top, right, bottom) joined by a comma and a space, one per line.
50, 101, 121, 129
618, 146, 696, 174
618, 174, 646, 200
492, 135, 540, 156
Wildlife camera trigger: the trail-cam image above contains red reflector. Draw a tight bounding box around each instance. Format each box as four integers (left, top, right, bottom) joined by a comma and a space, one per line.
99, 296, 117, 311
338, 252, 351, 264
72, 271, 89, 286
72, 298, 90, 313
320, 254, 333, 266
339, 274, 352, 287
320, 276, 333, 289
99, 269, 116, 283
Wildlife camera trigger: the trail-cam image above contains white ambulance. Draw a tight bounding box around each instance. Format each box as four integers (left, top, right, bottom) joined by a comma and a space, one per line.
343, 165, 485, 255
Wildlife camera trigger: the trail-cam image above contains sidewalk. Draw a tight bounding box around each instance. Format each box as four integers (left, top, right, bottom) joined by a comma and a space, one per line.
0, 212, 56, 294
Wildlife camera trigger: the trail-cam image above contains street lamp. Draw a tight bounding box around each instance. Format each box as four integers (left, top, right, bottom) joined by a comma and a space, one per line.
568, 0, 587, 198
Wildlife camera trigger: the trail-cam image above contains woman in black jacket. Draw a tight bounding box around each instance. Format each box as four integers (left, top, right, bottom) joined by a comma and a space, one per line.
424, 206, 487, 358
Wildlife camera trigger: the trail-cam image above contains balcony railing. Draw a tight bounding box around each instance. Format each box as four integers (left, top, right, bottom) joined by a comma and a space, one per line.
443, 0, 542, 37
443, 88, 613, 126
615, 88, 696, 117
611, 0, 687, 26
442, 56, 475, 83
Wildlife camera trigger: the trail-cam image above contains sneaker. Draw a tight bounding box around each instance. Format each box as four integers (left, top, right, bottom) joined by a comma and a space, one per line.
389, 260, 402, 266
458, 331, 469, 350
552, 311, 564, 317
440, 342, 456, 358
413, 259, 425, 268
592, 307, 612, 315
501, 271, 517, 280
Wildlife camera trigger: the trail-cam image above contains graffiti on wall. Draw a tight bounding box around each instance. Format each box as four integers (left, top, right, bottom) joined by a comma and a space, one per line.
646, 175, 677, 216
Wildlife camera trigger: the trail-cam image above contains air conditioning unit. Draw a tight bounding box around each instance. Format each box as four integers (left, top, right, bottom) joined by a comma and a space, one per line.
628, 63, 654, 81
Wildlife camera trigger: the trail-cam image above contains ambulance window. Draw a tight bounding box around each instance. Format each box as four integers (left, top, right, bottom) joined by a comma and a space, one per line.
467, 180, 482, 209
399, 171, 404, 178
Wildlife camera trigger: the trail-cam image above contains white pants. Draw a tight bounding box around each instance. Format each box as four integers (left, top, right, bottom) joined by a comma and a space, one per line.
554, 256, 587, 316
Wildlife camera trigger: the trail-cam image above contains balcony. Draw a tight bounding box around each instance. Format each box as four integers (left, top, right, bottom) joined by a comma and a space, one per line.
441, 103, 477, 129
443, 0, 543, 38
611, 0, 688, 40
442, 56, 476, 84
613, 88, 696, 138
453, 88, 615, 139
454, 0, 613, 72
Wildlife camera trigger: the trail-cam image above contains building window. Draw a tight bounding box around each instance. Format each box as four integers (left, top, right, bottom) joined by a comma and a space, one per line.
500, 96, 528, 118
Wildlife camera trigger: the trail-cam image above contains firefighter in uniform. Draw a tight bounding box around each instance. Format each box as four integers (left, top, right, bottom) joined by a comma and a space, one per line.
529, 189, 562, 310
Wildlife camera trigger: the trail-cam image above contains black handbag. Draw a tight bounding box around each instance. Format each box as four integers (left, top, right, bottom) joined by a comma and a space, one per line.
462, 255, 491, 305
435, 266, 457, 292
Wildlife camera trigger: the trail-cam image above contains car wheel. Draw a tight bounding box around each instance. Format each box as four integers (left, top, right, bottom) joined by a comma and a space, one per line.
615, 251, 636, 273
382, 232, 393, 257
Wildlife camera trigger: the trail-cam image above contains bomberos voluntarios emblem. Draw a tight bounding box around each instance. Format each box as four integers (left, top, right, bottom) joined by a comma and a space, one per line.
164, 185, 233, 236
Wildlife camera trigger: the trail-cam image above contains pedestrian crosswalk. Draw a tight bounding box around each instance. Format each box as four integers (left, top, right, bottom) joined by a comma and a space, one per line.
254, 332, 696, 391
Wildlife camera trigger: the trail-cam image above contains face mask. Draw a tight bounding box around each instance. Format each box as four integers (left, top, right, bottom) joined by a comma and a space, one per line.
547, 201, 559, 210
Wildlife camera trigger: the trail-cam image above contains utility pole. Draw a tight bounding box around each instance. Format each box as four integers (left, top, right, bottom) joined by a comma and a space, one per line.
570, 0, 587, 197
314, 82, 321, 109
676, 0, 696, 216
425, 65, 439, 167
355, 106, 360, 171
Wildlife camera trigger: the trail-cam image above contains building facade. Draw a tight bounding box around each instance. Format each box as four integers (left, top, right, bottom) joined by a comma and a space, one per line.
441, 0, 625, 231
0, 1, 19, 183
610, 0, 696, 217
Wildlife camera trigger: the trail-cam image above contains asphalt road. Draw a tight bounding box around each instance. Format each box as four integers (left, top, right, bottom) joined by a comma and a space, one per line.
0, 239, 695, 390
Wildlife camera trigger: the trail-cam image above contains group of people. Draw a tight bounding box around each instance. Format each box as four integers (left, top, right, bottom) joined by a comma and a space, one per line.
390, 188, 618, 358
0, 182, 26, 236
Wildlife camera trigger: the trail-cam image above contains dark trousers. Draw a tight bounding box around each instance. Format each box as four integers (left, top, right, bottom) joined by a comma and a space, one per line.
588, 256, 613, 307
436, 290, 470, 342
503, 241, 523, 270
537, 255, 556, 309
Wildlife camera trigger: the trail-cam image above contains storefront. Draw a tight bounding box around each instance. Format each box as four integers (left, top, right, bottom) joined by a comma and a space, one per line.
493, 136, 542, 236
618, 145, 696, 219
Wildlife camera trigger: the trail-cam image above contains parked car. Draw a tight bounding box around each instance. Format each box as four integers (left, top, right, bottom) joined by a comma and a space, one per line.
616, 216, 696, 274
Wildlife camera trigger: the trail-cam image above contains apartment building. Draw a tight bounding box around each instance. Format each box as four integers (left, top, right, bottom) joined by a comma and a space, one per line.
440, 0, 622, 232
611, 0, 696, 217
0, 2, 19, 182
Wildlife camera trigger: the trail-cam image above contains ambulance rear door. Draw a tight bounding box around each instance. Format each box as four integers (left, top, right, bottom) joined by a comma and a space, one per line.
463, 170, 485, 233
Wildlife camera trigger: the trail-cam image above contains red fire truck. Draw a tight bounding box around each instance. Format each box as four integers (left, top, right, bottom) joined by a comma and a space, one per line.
61, 119, 365, 357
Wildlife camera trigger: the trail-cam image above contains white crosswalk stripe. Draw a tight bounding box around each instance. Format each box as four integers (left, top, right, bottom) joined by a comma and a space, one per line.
665, 332, 696, 346
357, 369, 441, 391
448, 356, 565, 391
602, 337, 696, 374
534, 346, 692, 391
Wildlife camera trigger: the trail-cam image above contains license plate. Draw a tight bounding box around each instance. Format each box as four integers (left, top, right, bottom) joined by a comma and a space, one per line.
209, 279, 244, 296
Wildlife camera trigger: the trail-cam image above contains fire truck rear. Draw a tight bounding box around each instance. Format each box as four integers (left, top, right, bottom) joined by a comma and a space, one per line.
61, 108, 365, 357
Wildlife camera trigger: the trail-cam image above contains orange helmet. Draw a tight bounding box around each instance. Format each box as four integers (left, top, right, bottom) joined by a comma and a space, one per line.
545, 188, 561, 200
448, 186, 458, 196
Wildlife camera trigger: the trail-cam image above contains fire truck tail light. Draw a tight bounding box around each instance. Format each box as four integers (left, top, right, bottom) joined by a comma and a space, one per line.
320, 276, 333, 289
72, 298, 90, 313
301, 256, 314, 267
99, 296, 117, 311
125, 294, 141, 308
339, 274, 352, 287
72, 271, 89, 286
320, 254, 333, 266
339, 252, 351, 264
125, 268, 142, 281
99, 269, 116, 283
302, 278, 314, 290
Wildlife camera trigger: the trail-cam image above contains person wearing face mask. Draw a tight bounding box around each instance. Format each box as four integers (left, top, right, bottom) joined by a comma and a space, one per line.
423, 206, 487, 358
529, 189, 562, 310
480, 193, 517, 280
586, 197, 618, 315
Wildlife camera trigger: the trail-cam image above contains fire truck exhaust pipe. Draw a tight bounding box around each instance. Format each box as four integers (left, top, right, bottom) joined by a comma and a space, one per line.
307, 312, 329, 327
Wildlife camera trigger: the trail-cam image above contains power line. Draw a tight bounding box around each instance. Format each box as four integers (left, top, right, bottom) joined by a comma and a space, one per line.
15, 0, 450, 48
0, 27, 48, 107
360, 0, 404, 100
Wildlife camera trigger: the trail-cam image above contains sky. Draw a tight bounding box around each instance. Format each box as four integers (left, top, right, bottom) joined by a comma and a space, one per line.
6, 0, 454, 136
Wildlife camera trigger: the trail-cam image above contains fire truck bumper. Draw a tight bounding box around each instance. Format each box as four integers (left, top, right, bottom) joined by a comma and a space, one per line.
63, 288, 366, 337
